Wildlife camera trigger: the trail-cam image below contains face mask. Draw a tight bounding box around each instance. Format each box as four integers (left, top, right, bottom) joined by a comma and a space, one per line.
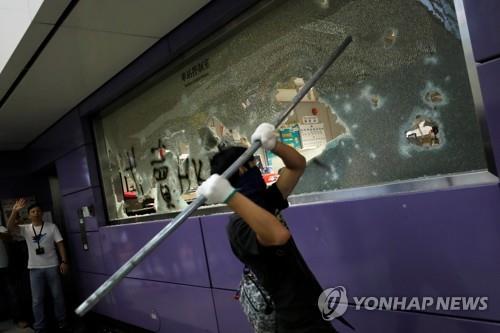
236, 166, 266, 201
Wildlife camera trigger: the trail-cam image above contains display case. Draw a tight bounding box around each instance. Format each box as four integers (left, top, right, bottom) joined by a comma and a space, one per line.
93, 0, 495, 222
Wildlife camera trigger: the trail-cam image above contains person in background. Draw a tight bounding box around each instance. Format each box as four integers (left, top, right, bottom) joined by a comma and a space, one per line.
7, 198, 69, 333
0, 225, 31, 328
0, 225, 14, 318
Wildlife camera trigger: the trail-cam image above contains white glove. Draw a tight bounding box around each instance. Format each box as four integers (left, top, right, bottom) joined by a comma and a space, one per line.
251, 123, 277, 150
197, 174, 236, 204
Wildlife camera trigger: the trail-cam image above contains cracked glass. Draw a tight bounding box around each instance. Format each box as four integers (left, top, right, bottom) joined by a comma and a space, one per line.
94, 0, 487, 220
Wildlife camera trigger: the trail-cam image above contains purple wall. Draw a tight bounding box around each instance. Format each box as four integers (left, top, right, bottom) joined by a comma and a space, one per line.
283, 186, 500, 321
99, 218, 210, 286
334, 306, 500, 333
26, 110, 86, 172
110, 278, 219, 332
201, 184, 500, 327
463, 0, 500, 62
12, 1, 500, 332
478, 58, 500, 172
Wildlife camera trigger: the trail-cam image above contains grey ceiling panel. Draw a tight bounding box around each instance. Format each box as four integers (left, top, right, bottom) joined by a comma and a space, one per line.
0, 0, 211, 150
63, 0, 210, 38
33, 0, 69, 24
0, 0, 69, 97
0, 23, 52, 99
0, 26, 158, 144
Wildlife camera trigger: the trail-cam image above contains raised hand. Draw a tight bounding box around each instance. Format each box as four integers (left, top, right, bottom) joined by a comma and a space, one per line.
251, 123, 277, 150
12, 198, 27, 212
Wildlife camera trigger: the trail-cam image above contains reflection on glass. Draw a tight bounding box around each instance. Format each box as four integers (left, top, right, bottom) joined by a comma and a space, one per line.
95, 0, 487, 220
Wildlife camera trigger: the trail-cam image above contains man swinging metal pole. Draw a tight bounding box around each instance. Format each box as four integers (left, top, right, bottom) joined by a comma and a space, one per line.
75, 35, 353, 317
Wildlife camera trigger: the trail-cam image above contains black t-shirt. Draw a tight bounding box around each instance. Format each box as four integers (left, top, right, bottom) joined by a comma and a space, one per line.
227, 184, 336, 333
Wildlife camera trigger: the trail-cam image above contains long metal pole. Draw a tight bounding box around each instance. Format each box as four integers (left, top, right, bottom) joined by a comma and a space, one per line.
75, 35, 352, 317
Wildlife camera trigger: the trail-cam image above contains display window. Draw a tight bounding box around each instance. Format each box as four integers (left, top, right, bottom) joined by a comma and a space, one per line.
94, 0, 491, 221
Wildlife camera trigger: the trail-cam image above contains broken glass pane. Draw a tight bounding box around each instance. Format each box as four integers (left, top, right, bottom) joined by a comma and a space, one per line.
95, 0, 487, 220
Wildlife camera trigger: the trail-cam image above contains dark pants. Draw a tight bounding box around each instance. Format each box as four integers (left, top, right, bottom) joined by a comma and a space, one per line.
30, 267, 66, 333
0, 267, 16, 320
6, 240, 33, 325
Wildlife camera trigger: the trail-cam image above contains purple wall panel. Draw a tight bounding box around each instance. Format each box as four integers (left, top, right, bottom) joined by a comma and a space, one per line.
200, 185, 500, 324
211, 289, 253, 333
478, 58, 500, 173
100, 218, 210, 286
67, 231, 106, 274
464, 0, 500, 62
112, 278, 218, 333
282, 184, 500, 321
200, 213, 243, 290
78, 40, 172, 118
61, 187, 105, 233
75, 272, 116, 319
201, 183, 500, 325
336, 306, 500, 333
79, 115, 95, 146
168, 0, 258, 56
27, 110, 84, 172
208, 289, 500, 333
56, 144, 100, 195
82, 143, 101, 187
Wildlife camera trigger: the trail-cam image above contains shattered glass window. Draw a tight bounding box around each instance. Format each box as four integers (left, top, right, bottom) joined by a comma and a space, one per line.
95, 0, 487, 220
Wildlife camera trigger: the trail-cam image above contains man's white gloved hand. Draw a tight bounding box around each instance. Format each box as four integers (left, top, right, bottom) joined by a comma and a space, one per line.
197, 174, 236, 204
251, 123, 277, 150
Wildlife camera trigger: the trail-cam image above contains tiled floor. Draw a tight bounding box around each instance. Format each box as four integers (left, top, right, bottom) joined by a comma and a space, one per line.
0, 321, 33, 333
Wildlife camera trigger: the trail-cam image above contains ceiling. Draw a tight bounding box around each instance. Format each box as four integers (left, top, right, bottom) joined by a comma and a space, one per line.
0, 0, 210, 150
